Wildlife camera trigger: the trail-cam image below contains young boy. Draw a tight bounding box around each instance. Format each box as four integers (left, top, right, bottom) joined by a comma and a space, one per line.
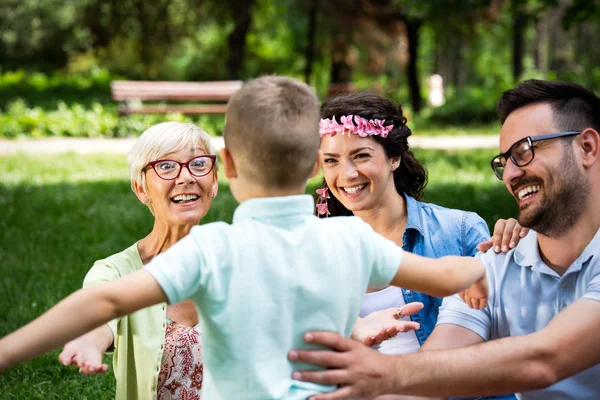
0, 76, 486, 399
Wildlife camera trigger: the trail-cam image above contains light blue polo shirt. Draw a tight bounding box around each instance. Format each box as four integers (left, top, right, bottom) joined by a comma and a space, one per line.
438, 228, 600, 400
146, 195, 403, 400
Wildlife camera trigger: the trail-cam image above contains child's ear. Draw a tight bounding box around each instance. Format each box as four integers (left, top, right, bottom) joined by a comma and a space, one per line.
220, 148, 237, 179
308, 152, 323, 179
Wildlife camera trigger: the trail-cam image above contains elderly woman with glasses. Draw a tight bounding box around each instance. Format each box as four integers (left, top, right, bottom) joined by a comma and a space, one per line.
58, 122, 218, 400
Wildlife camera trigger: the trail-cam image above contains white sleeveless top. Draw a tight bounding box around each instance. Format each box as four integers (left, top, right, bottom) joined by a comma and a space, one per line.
359, 287, 421, 355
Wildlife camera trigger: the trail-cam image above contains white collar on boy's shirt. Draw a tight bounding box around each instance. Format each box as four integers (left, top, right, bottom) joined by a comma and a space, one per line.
232, 194, 314, 223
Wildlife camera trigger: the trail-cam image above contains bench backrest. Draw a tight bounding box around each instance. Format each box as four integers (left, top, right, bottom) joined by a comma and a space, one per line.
110, 80, 244, 101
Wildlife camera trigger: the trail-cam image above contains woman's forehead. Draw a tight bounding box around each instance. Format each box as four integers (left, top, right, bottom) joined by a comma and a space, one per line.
321, 133, 378, 151
160, 145, 209, 158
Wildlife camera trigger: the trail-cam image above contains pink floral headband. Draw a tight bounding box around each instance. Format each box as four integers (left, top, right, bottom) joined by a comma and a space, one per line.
319, 115, 393, 138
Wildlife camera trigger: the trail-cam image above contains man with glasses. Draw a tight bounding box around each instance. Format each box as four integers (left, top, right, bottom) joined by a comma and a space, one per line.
289, 80, 600, 400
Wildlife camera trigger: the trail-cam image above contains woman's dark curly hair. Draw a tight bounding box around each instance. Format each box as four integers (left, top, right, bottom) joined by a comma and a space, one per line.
316, 92, 428, 217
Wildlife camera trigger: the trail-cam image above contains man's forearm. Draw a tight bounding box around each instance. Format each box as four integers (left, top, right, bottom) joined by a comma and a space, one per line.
387, 333, 555, 397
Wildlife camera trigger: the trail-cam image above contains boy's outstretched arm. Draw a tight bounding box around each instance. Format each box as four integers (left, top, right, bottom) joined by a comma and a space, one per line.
0, 269, 165, 372
390, 253, 486, 299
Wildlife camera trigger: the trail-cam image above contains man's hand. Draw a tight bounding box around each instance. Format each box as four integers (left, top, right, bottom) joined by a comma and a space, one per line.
288, 331, 396, 400
352, 302, 423, 346
477, 218, 529, 254
459, 275, 488, 309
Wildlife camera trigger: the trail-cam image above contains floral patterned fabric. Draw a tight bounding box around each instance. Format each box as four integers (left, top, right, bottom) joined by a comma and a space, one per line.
157, 317, 203, 400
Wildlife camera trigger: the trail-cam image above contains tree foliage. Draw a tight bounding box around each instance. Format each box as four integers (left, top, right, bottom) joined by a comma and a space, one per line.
1, 0, 600, 117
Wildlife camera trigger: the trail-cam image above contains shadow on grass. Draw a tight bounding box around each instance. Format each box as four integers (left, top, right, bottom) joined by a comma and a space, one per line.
0, 178, 518, 398
0, 179, 238, 399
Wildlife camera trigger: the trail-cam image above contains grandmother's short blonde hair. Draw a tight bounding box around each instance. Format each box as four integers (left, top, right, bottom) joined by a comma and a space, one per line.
127, 122, 216, 192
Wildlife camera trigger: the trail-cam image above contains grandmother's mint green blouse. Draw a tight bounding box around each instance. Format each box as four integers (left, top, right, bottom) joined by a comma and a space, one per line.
83, 243, 167, 400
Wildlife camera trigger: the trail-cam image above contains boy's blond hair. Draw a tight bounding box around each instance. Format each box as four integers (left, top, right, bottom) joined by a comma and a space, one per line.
224, 75, 320, 189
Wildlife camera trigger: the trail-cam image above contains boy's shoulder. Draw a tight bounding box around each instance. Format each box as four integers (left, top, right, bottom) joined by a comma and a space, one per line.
189, 221, 234, 234
314, 215, 370, 229
310, 216, 382, 245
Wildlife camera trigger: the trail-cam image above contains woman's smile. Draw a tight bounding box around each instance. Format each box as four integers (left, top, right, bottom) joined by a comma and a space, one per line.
339, 183, 369, 197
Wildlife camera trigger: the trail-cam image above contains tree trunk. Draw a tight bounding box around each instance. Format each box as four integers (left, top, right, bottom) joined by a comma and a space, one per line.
227, 0, 255, 80
547, 0, 571, 77
137, 1, 152, 77
328, 25, 354, 98
449, 28, 463, 90
533, 10, 549, 72
511, 0, 527, 82
304, 0, 318, 84
405, 18, 422, 113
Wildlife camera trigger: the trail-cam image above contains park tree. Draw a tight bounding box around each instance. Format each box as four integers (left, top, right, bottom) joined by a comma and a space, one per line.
2, 0, 600, 106
0, 0, 92, 71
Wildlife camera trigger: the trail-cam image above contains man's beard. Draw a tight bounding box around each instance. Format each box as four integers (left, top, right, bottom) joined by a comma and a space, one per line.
516, 148, 590, 238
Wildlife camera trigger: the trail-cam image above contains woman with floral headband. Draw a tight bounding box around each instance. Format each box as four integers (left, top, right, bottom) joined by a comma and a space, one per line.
316, 92, 521, 400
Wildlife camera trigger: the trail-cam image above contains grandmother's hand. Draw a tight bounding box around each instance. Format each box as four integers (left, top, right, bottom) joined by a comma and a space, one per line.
477, 218, 529, 254
59, 337, 108, 375
351, 302, 423, 347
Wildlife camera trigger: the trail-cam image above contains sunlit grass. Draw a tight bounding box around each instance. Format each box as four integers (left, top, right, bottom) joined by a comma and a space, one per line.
0, 150, 517, 398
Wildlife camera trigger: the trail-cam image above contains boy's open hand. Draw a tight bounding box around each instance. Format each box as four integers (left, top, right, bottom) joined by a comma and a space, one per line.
58, 338, 108, 375
351, 302, 423, 346
459, 276, 488, 309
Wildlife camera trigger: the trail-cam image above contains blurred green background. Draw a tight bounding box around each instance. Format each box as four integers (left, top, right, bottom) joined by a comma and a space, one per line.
1, 0, 599, 138
0, 0, 596, 397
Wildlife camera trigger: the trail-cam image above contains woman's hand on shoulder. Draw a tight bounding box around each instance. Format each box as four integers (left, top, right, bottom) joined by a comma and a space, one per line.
351, 302, 423, 347
477, 218, 529, 254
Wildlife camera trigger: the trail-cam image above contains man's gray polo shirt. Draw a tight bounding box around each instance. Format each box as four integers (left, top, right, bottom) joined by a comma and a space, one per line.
437, 228, 600, 400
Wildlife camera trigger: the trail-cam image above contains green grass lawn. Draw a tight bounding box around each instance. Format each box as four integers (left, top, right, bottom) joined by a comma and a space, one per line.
0, 150, 517, 398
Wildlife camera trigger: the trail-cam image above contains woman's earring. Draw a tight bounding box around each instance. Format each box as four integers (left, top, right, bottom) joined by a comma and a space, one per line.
211, 193, 215, 199
145, 198, 150, 204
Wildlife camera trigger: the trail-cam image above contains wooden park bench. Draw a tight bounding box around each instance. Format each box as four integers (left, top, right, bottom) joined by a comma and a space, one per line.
110, 80, 243, 116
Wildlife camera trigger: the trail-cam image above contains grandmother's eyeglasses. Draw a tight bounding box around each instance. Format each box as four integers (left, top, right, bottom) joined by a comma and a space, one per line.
145, 155, 216, 180
490, 131, 581, 180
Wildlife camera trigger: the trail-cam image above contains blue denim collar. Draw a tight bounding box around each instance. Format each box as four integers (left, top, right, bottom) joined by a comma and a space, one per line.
404, 194, 426, 237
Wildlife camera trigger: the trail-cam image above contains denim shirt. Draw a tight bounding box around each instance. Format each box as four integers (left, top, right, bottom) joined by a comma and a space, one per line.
400, 194, 490, 344
400, 196, 515, 400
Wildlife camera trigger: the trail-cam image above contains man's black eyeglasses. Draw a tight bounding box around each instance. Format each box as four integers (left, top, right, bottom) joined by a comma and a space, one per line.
490, 131, 581, 180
